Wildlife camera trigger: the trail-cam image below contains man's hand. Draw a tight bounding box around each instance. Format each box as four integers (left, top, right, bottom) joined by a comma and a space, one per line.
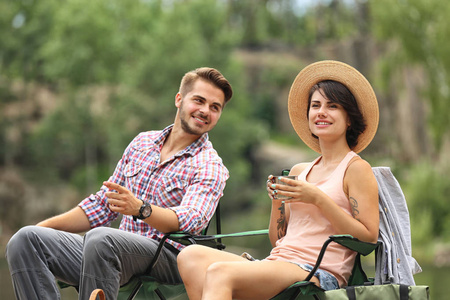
103, 181, 142, 216
103, 181, 180, 233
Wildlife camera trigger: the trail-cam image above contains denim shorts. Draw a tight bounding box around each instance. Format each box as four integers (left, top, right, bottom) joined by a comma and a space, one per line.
294, 263, 339, 291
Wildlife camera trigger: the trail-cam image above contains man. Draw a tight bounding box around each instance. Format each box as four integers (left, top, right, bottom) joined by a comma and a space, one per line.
6, 67, 233, 299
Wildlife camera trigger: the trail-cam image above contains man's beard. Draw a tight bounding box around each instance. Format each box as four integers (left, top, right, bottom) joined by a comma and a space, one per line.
180, 116, 204, 136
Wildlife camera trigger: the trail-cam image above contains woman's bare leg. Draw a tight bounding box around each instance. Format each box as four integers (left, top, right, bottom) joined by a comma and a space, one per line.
177, 245, 319, 300
177, 245, 247, 300
204, 259, 319, 300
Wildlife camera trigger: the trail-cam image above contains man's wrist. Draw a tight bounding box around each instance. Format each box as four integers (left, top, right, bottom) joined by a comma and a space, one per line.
133, 201, 152, 221
135, 200, 144, 216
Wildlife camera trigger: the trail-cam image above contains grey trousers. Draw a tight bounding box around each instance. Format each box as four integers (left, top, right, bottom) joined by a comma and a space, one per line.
5, 226, 182, 300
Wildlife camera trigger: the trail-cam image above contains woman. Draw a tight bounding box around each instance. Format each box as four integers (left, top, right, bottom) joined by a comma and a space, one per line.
177, 61, 380, 300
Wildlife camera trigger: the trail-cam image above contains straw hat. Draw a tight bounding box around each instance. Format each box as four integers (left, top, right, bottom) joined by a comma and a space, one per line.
288, 60, 379, 154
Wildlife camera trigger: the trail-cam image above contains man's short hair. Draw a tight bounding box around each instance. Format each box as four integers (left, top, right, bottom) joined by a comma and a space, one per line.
180, 67, 233, 104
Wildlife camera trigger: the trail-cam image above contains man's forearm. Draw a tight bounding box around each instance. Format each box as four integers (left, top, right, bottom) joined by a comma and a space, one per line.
37, 206, 91, 233
143, 205, 180, 233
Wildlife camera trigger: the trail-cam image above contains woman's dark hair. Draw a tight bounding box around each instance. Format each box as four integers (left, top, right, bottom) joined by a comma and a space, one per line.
307, 80, 366, 149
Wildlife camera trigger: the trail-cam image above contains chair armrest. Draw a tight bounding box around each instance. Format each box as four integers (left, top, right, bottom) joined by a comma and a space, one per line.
304, 235, 379, 282
168, 229, 270, 249
330, 234, 380, 256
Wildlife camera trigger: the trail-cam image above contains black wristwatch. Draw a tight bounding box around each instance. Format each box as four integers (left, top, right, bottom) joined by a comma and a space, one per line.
133, 201, 152, 221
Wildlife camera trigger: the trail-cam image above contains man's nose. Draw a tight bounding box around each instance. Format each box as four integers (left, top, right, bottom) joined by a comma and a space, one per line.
199, 104, 209, 115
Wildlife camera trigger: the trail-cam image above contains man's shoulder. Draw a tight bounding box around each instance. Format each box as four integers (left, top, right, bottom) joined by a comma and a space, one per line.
191, 146, 229, 178
187, 141, 228, 172
130, 130, 162, 150
193, 141, 223, 162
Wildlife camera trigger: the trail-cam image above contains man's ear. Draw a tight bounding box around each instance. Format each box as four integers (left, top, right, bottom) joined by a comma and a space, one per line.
175, 92, 182, 108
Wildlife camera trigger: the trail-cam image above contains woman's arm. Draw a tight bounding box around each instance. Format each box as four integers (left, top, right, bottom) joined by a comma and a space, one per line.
341, 159, 379, 243
267, 163, 309, 247
268, 198, 288, 247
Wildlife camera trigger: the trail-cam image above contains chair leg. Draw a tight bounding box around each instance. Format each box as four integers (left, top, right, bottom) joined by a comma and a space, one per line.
155, 287, 167, 300
126, 280, 143, 300
89, 289, 106, 300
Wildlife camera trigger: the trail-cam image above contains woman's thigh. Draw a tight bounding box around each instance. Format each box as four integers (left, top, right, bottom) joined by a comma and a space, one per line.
179, 244, 247, 263
207, 259, 319, 300
178, 244, 247, 276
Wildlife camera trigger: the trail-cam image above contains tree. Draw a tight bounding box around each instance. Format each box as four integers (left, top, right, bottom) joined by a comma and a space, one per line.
371, 0, 450, 151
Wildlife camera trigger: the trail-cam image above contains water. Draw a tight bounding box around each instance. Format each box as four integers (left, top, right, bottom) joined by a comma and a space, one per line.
0, 259, 445, 299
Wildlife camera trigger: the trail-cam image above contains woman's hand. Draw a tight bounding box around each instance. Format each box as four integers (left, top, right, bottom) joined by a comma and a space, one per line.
269, 176, 322, 205
266, 175, 276, 200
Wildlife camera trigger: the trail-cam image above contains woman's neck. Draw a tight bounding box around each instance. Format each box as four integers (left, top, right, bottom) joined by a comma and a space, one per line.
318, 140, 351, 167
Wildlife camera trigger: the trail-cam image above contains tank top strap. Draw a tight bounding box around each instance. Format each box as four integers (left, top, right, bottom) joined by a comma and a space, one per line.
298, 156, 322, 181
334, 151, 360, 178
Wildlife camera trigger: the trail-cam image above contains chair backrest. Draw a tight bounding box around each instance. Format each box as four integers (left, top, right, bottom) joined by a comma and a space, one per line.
202, 202, 222, 235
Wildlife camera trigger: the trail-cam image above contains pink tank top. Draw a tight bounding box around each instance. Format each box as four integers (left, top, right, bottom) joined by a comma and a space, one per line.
266, 151, 358, 287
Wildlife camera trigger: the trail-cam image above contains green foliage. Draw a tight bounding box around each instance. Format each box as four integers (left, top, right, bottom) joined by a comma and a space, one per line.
371, 0, 450, 149
1, 0, 450, 261
405, 162, 450, 243
40, 0, 135, 85
0, 0, 269, 219
0, 0, 57, 81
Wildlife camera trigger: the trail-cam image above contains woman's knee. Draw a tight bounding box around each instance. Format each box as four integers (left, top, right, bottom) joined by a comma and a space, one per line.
204, 261, 236, 287
177, 244, 205, 270
206, 261, 230, 276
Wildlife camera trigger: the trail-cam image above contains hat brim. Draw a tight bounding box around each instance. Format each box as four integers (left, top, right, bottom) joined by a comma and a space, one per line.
288, 60, 379, 154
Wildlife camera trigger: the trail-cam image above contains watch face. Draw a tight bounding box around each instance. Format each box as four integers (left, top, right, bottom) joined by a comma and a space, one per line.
142, 204, 152, 218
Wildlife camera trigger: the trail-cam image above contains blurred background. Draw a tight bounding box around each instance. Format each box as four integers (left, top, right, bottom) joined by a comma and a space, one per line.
1, 0, 449, 298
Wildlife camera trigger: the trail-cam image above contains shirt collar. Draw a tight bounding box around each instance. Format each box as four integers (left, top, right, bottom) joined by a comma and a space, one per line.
156, 124, 209, 157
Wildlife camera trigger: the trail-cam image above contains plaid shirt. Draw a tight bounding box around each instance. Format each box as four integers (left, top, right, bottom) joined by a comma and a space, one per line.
79, 124, 229, 251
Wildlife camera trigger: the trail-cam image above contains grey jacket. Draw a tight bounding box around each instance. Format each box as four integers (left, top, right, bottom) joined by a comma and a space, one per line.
373, 167, 422, 285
